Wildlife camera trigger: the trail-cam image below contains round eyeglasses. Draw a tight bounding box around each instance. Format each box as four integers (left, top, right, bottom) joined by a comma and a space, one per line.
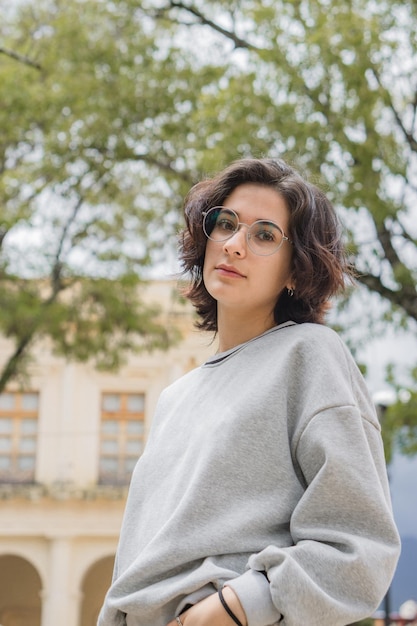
202, 206, 291, 256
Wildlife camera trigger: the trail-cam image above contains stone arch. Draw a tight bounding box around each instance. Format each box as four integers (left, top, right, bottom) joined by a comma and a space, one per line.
79, 554, 115, 626
0, 554, 42, 626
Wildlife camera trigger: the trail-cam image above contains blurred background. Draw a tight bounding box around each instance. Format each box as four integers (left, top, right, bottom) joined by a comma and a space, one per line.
0, 1, 416, 624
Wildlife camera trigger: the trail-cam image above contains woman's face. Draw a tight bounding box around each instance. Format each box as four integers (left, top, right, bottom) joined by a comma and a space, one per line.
203, 183, 294, 325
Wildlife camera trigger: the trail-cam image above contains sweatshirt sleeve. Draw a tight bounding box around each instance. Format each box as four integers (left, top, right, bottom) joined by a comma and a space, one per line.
227, 404, 400, 626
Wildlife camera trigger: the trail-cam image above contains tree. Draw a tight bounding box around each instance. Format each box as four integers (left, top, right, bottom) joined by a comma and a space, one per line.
0, 0, 196, 390
1, 0, 416, 453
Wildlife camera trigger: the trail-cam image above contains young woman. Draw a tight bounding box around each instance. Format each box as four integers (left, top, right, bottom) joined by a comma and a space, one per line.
98, 158, 400, 626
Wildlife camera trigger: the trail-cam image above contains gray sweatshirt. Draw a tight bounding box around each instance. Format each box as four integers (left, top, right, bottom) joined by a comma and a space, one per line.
98, 321, 400, 626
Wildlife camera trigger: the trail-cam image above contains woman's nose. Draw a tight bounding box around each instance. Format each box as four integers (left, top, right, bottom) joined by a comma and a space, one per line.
223, 227, 247, 257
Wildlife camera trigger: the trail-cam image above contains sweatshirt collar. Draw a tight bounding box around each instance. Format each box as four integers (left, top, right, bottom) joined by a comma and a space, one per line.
203, 321, 297, 367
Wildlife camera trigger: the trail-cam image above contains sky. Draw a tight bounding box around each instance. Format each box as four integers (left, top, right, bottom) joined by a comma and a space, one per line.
390, 453, 417, 538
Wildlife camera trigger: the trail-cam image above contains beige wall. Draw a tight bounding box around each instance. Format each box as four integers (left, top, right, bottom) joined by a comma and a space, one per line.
0, 280, 214, 626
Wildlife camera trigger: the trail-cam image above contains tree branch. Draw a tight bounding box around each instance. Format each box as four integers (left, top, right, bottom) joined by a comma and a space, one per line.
377, 221, 403, 269
161, 1, 259, 50
371, 67, 417, 152
356, 270, 417, 322
0, 333, 33, 393
0, 192, 87, 392
0, 227, 7, 250
134, 153, 196, 184
397, 216, 417, 246
53, 196, 84, 279
0, 46, 42, 71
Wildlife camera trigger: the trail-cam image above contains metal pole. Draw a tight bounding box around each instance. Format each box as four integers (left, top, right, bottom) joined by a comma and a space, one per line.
384, 585, 391, 626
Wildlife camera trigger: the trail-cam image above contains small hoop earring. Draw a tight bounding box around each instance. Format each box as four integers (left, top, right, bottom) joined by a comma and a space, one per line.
287, 288, 294, 297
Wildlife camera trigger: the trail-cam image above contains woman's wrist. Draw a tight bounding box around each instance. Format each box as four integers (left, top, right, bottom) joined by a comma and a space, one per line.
220, 585, 248, 626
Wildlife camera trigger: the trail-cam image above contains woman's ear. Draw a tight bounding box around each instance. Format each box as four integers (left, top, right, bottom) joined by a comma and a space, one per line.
285, 274, 296, 293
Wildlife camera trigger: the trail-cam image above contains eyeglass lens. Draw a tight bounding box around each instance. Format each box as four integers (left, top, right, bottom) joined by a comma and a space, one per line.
203, 207, 284, 256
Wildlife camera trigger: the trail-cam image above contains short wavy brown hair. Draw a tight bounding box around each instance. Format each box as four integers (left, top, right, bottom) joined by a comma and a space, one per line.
179, 157, 352, 331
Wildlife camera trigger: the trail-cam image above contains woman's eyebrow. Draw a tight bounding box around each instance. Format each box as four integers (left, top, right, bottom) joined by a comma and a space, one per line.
224, 207, 280, 225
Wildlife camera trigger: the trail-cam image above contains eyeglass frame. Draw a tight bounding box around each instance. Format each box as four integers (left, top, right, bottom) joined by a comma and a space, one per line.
202, 206, 292, 256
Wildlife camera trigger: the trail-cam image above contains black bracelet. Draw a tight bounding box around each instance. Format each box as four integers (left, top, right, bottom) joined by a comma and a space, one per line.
218, 587, 244, 626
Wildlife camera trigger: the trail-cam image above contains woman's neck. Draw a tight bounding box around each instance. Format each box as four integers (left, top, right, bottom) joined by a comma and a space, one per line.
216, 308, 276, 353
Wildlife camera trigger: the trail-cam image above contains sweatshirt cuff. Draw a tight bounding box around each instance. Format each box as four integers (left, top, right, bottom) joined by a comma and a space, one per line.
225, 569, 282, 626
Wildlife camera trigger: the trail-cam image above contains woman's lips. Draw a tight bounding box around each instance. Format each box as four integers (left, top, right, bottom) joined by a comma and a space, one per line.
216, 264, 246, 278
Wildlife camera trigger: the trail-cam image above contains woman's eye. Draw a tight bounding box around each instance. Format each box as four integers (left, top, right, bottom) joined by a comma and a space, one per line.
256, 229, 275, 241
217, 218, 236, 231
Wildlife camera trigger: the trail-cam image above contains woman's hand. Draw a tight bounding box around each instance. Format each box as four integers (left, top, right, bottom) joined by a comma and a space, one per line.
166, 586, 247, 626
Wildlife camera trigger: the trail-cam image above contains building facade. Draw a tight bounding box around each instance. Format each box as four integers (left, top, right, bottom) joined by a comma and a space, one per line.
0, 281, 213, 626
